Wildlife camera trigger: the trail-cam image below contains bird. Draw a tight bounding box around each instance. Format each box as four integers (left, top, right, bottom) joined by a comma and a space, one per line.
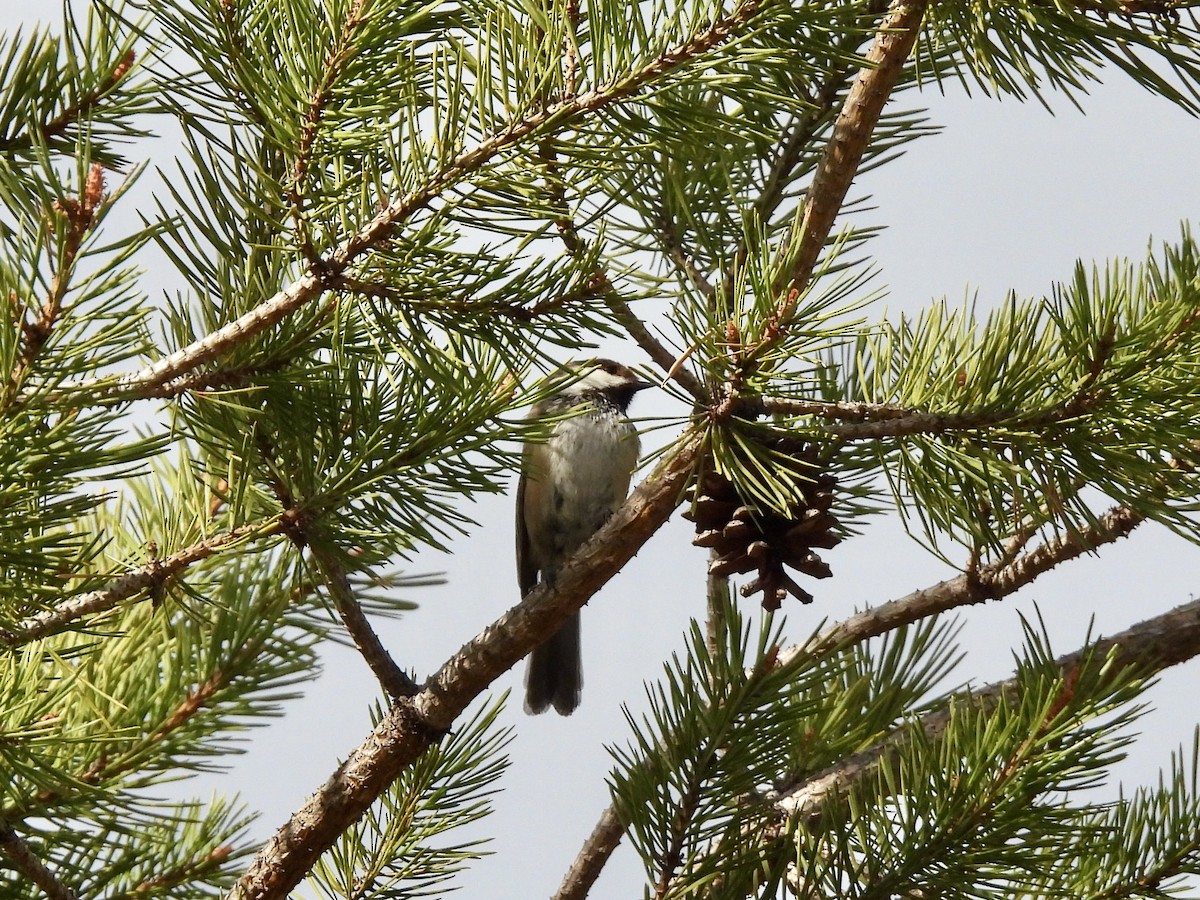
516, 359, 651, 715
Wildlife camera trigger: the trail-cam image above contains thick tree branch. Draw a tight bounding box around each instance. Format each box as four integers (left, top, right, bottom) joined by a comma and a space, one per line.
778, 594, 1200, 827
770, 0, 928, 310
0, 519, 281, 648
0, 826, 75, 900
225, 434, 701, 900
40, 0, 767, 407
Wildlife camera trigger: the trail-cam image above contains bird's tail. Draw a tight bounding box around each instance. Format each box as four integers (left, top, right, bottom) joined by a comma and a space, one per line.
524, 612, 582, 715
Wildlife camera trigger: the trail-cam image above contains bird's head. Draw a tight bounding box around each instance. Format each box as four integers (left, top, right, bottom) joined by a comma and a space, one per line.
558, 358, 653, 410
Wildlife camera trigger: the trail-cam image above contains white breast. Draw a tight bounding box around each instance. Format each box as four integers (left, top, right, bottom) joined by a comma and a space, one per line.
541, 410, 639, 550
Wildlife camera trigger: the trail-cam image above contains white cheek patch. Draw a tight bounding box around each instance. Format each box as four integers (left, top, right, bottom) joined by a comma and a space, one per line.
569, 368, 629, 394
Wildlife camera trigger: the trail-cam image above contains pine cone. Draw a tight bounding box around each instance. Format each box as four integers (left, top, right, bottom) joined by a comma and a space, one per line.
684, 447, 840, 611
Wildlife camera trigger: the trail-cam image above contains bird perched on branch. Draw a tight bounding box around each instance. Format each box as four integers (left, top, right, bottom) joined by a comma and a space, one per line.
516, 359, 651, 715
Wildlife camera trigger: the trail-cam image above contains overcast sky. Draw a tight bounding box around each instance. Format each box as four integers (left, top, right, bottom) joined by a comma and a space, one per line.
5, 2, 1200, 897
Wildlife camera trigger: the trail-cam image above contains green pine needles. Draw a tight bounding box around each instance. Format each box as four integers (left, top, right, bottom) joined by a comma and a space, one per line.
609, 607, 1197, 899
3, 0, 1200, 897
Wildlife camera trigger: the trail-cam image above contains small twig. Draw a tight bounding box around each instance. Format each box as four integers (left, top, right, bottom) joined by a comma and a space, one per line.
562, 0, 581, 98
137, 359, 290, 400
653, 778, 703, 899
45, 51, 136, 142
310, 545, 418, 700
115, 845, 235, 900
541, 139, 709, 400
288, 0, 369, 269
756, 395, 923, 421
705, 555, 730, 657
337, 274, 597, 321
722, 44, 868, 302
6, 164, 106, 401
0, 826, 76, 900
251, 427, 416, 700
778, 503, 1144, 671
608, 294, 709, 401
750, 392, 1110, 440
0, 518, 282, 648
656, 210, 718, 301
0, 50, 135, 155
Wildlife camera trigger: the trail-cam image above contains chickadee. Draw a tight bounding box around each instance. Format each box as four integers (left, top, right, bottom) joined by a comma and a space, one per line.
516, 359, 652, 715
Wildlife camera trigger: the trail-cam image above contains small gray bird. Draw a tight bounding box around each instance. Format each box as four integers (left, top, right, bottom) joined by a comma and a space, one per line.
516, 359, 651, 715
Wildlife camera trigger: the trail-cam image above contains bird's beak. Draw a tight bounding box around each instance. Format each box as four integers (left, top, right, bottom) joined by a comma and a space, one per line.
631, 379, 654, 394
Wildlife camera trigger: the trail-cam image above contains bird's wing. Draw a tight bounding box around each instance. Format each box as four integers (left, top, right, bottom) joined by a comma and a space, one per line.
515, 442, 542, 596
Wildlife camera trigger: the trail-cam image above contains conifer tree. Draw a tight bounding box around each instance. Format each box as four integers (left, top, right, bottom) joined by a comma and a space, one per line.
2, 1, 1200, 898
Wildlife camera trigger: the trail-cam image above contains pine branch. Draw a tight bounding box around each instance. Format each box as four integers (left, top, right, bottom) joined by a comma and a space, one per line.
554, 501, 1143, 893
543, 145, 708, 400
562, 0, 581, 99
1086, 825, 1200, 900
553, 806, 624, 900
777, 594, 1200, 828
723, 5, 888, 298
338, 275, 601, 321
1068, 0, 1199, 10
224, 434, 701, 900
769, 0, 928, 315
779, 503, 1144, 670
656, 209, 718, 302
287, 0, 370, 268
0, 826, 76, 900
6, 164, 106, 402
0, 49, 135, 156
108, 845, 235, 900
252, 427, 416, 701
4, 596, 301, 826
751, 392, 1116, 439
136, 360, 292, 400
653, 777, 704, 899
0, 518, 282, 647
40, 0, 768, 408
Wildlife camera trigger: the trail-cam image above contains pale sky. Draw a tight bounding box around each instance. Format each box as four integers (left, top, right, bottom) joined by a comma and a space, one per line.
4, 1, 1200, 897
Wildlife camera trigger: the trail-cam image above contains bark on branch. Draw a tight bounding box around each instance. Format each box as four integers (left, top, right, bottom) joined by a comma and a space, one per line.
779, 594, 1200, 826
0, 826, 76, 900
309, 546, 419, 700
0, 519, 282, 648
